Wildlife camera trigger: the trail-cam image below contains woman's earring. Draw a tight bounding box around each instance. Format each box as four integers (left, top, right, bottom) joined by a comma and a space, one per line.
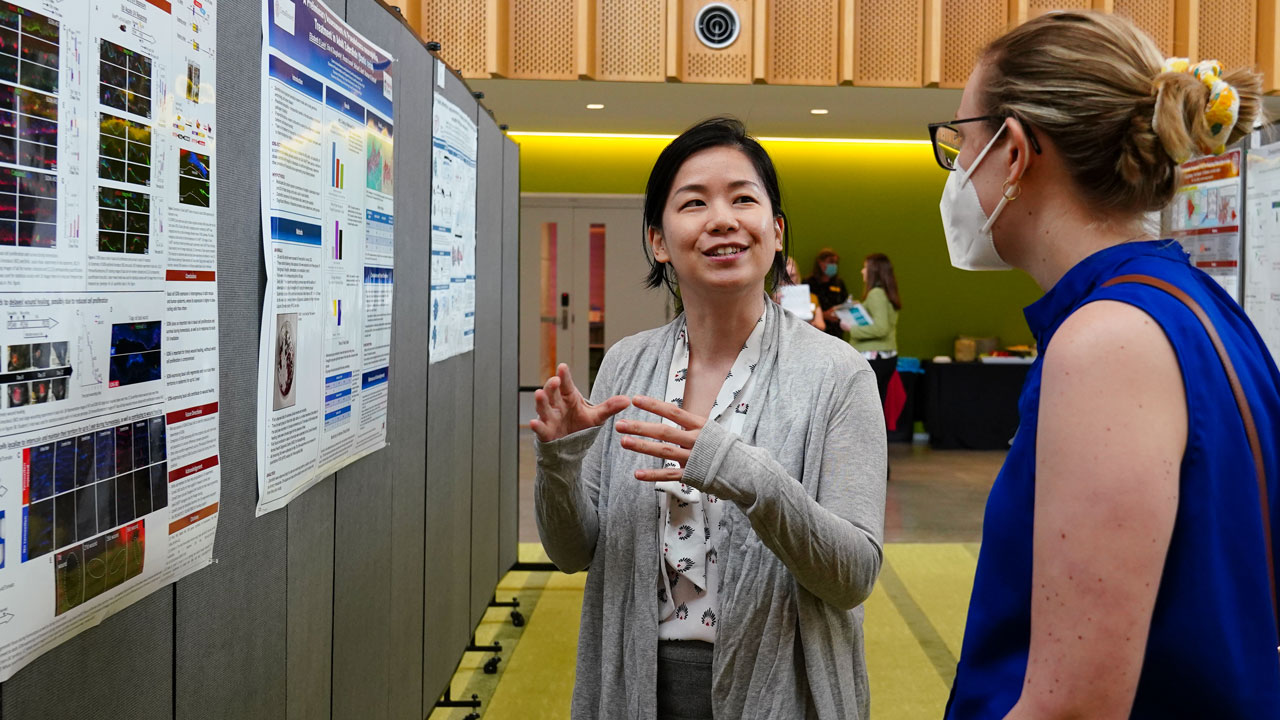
1002, 180, 1022, 201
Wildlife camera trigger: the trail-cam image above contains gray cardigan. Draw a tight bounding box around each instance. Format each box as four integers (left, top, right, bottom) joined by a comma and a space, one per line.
535, 300, 887, 720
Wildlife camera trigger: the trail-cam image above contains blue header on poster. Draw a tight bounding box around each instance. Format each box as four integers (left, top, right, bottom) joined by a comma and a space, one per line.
268, 55, 323, 103
268, 0, 394, 119
363, 266, 393, 284
325, 86, 365, 124
367, 113, 394, 139
431, 138, 477, 168
361, 367, 389, 389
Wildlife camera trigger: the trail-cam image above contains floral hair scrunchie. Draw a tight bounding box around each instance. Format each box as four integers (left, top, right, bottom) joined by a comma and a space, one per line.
1160, 57, 1240, 158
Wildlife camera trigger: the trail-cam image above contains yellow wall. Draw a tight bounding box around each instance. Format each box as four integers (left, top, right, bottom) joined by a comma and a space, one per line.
516, 134, 1043, 358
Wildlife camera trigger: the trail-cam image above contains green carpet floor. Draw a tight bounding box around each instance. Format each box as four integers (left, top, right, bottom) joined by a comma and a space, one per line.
431, 542, 978, 720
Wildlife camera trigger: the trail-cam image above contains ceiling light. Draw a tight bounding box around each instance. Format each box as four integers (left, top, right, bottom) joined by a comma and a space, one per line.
810, 108, 829, 115
506, 131, 931, 145
586, 103, 605, 110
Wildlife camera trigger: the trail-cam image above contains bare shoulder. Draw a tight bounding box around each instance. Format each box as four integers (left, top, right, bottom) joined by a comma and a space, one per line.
1039, 298, 1187, 479
1044, 299, 1178, 382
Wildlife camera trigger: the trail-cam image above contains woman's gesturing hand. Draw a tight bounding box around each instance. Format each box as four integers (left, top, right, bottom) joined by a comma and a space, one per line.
530, 363, 630, 443
615, 396, 707, 482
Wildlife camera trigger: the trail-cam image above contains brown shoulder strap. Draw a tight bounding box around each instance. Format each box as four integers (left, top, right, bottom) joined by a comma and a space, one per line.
1101, 274, 1278, 638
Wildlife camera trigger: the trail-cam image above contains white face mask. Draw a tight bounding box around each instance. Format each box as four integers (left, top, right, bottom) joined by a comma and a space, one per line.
939, 123, 1015, 271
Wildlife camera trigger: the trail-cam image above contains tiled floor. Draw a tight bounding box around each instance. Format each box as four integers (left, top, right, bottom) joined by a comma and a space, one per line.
519, 427, 1004, 544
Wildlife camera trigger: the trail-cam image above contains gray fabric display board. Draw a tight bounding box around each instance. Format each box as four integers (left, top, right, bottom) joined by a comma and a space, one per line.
0, 0, 519, 717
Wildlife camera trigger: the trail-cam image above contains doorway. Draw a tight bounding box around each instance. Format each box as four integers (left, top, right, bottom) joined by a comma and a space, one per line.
519, 194, 672, 391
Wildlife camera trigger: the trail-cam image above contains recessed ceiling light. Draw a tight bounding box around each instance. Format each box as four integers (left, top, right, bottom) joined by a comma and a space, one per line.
810, 108, 829, 115
586, 103, 605, 110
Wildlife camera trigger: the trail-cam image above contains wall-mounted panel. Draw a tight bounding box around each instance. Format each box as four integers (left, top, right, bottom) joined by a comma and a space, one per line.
679, 0, 755, 83
385, 0, 423, 27
850, 0, 924, 87
422, 0, 491, 77
1027, 0, 1093, 16
510, 0, 579, 79
940, 0, 1009, 88
1198, 0, 1257, 70
767, 0, 839, 85
1114, 0, 1177, 56
597, 0, 667, 81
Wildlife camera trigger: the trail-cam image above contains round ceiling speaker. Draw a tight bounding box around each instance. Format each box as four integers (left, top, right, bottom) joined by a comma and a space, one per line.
695, 3, 740, 50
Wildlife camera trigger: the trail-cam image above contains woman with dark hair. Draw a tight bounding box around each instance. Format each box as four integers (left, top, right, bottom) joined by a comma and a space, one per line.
932, 11, 1280, 719
848, 253, 901, 406
804, 248, 848, 338
532, 117, 886, 719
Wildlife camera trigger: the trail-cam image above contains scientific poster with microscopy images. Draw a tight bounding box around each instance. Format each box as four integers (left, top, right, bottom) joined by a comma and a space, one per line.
429, 79, 476, 363
1169, 150, 1244, 298
257, 0, 395, 515
0, 0, 220, 682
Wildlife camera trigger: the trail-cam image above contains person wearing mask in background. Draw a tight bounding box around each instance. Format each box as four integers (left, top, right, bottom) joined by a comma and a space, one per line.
773, 255, 826, 331
532, 118, 886, 720
933, 12, 1280, 719
804, 248, 848, 338
847, 253, 901, 407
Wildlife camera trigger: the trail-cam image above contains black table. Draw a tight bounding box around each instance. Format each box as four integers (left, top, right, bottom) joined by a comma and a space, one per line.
924, 361, 1033, 450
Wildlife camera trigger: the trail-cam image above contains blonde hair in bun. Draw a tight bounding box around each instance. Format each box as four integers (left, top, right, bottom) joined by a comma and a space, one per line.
979, 11, 1262, 215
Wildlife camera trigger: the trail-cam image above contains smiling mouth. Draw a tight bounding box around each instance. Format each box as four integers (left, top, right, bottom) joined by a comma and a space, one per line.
704, 246, 747, 258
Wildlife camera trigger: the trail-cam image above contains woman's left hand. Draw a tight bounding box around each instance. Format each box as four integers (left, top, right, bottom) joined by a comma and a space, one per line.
614, 395, 705, 482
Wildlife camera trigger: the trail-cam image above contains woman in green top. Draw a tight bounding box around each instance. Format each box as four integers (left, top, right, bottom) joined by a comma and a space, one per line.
848, 253, 901, 405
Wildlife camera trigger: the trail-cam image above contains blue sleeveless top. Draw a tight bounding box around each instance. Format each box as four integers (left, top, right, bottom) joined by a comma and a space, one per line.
946, 240, 1280, 718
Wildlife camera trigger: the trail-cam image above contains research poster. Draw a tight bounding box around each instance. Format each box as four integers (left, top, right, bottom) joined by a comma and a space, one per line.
1245, 138, 1280, 362
0, 0, 221, 681
429, 81, 476, 363
1170, 150, 1244, 298
258, 0, 395, 515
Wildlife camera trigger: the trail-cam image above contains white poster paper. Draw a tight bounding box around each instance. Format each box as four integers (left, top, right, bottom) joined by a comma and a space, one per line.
429, 92, 475, 363
258, 0, 395, 515
1170, 150, 1244, 298
0, 0, 220, 681
1245, 140, 1280, 362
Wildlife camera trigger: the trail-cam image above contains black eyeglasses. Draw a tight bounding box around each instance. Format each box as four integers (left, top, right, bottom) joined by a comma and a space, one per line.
927, 115, 1042, 171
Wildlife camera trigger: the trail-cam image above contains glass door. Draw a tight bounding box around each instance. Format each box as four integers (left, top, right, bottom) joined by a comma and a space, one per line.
520, 197, 668, 391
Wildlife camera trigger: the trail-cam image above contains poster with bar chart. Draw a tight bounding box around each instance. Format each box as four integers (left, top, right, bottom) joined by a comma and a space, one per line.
258, 0, 395, 515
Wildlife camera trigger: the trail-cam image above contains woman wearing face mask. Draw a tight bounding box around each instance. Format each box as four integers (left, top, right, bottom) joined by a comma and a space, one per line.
847, 253, 901, 408
804, 248, 848, 337
532, 118, 886, 720
774, 255, 827, 331
932, 12, 1280, 719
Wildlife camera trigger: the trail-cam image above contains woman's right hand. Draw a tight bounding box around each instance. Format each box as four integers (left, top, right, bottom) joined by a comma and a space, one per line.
531, 363, 630, 442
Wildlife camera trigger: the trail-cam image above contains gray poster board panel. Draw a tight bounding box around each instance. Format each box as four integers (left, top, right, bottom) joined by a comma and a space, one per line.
382, 18, 431, 720
173, 0, 289, 718
498, 138, 521, 576
423, 65, 482, 702
470, 113, 504, 627
329, 3, 420, 719
2, 590, 173, 720
286, 475, 336, 720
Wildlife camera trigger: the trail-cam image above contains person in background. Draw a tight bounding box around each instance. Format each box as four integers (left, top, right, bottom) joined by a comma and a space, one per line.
532, 117, 886, 719
847, 253, 901, 406
931, 11, 1280, 718
804, 248, 848, 338
774, 255, 826, 331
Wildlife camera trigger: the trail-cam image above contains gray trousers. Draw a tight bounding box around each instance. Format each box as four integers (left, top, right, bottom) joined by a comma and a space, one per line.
656, 640, 714, 720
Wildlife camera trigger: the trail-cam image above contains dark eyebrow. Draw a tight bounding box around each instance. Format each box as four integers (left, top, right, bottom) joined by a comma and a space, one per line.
673, 179, 761, 195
